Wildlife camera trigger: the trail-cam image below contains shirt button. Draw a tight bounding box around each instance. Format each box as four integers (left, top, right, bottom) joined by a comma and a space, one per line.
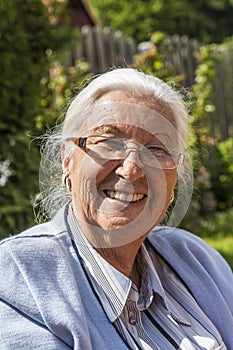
129, 311, 137, 325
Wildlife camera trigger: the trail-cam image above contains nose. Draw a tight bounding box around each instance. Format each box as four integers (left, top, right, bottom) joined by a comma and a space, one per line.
115, 150, 144, 181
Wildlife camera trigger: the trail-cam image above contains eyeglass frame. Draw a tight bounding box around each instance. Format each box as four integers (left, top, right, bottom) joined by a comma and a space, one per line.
68, 135, 185, 169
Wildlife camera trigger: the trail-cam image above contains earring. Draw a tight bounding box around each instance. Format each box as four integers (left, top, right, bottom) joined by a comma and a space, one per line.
169, 191, 174, 204
62, 173, 72, 191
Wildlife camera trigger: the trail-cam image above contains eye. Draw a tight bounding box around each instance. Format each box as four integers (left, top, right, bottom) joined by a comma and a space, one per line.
100, 139, 124, 151
86, 136, 106, 145
87, 137, 124, 151
147, 145, 169, 157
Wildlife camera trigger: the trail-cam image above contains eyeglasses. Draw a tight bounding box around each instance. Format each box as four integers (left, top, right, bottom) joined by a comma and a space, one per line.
71, 135, 184, 169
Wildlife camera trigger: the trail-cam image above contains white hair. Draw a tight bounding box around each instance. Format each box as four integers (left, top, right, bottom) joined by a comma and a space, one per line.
62, 68, 188, 143
36, 68, 192, 223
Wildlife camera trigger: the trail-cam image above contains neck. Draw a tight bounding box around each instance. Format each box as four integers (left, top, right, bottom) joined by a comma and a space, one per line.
72, 206, 146, 289
96, 239, 143, 289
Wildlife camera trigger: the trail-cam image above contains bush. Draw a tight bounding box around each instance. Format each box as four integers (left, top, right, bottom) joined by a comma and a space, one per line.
132, 32, 233, 240
0, 0, 89, 238
185, 40, 233, 219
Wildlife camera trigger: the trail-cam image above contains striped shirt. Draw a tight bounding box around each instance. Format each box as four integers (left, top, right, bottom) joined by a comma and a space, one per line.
68, 206, 226, 350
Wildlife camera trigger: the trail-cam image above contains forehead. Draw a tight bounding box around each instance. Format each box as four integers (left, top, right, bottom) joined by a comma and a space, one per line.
77, 104, 176, 135
96, 90, 177, 126
65, 90, 184, 149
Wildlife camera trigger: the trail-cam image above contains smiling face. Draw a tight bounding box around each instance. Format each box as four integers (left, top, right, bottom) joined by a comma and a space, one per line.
63, 90, 181, 247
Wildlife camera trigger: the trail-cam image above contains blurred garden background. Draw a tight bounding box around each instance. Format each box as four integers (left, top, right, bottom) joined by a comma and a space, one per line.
0, 0, 233, 268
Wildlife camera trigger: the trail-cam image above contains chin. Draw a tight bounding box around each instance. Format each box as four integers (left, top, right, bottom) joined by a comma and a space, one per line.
98, 216, 135, 230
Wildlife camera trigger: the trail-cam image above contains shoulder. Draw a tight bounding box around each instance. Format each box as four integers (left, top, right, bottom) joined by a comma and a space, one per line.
0, 208, 93, 347
148, 226, 233, 304
149, 225, 208, 245
0, 206, 69, 255
0, 207, 79, 324
148, 226, 233, 347
0, 206, 73, 298
148, 226, 232, 272
0, 221, 70, 269
148, 226, 224, 261
0, 213, 69, 279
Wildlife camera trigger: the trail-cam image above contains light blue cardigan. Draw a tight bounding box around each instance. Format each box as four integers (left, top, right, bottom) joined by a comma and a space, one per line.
0, 206, 232, 349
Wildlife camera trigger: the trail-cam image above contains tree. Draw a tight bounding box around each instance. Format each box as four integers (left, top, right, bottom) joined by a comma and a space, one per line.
89, 0, 233, 43
0, 0, 71, 237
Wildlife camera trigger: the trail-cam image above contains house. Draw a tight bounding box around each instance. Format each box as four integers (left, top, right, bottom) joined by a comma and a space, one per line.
67, 0, 101, 28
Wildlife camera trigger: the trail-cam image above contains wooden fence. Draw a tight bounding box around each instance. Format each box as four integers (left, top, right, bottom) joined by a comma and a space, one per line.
72, 26, 200, 85
74, 25, 137, 73
162, 35, 200, 87
68, 25, 233, 140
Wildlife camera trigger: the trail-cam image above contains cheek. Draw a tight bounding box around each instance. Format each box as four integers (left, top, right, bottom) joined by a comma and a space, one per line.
147, 168, 176, 193
72, 160, 96, 203
164, 169, 178, 192
71, 155, 112, 213
146, 169, 177, 212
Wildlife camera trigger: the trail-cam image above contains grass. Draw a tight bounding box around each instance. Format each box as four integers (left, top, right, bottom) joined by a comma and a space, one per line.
204, 235, 233, 270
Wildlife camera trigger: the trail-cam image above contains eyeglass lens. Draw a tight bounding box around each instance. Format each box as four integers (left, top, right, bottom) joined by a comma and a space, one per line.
81, 136, 181, 169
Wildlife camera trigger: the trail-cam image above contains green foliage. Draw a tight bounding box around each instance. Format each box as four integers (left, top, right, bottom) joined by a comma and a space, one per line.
206, 234, 233, 270
191, 45, 218, 137
40, 59, 92, 124
132, 33, 233, 247
89, 0, 233, 44
0, 0, 91, 239
184, 207, 233, 237
187, 40, 233, 218
133, 32, 185, 84
205, 139, 233, 210
0, 0, 53, 237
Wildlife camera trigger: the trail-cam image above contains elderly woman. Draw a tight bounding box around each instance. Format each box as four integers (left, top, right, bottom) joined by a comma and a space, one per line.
0, 68, 232, 350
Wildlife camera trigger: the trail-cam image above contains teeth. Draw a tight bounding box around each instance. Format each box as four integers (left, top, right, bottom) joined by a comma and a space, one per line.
106, 190, 144, 202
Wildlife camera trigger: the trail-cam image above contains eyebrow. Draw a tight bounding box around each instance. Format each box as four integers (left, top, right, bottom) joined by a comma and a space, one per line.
90, 124, 177, 146
92, 125, 174, 142
92, 124, 123, 136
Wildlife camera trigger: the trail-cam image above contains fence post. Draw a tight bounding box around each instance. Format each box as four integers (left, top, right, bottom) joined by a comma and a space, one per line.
180, 36, 195, 86
93, 26, 107, 73
103, 27, 116, 68
114, 31, 127, 67
81, 25, 98, 73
